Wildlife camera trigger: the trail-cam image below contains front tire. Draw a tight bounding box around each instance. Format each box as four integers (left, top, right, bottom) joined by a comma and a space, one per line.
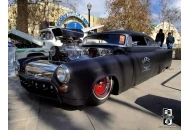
89, 77, 113, 106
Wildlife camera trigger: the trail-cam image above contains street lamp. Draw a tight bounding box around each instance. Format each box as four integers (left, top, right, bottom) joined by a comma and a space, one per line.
87, 3, 92, 27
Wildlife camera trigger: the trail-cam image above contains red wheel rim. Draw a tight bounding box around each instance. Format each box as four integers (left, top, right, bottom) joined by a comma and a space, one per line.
93, 77, 111, 99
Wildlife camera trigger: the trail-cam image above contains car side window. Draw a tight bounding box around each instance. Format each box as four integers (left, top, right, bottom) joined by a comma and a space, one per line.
145, 37, 156, 46
131, 35, 147, 46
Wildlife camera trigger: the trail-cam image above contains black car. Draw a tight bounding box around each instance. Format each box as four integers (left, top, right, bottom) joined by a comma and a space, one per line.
15, 30, 172, 106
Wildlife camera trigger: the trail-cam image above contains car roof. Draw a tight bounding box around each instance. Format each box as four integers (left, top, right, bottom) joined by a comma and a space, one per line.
85, 30, 151, 38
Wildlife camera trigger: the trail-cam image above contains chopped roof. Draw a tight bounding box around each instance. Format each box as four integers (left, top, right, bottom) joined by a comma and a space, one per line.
87, 30, 149, 37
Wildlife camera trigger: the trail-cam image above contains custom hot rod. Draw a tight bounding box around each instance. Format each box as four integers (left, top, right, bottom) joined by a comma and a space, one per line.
15, 30, 173, 106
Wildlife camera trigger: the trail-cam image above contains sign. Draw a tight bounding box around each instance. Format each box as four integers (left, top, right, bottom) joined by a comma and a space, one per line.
57, 12, 89, 27
119, 35, 125, 44
66, 22, 83, 29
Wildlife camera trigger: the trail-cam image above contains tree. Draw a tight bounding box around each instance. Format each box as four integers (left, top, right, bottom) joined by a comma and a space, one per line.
153, 0, 181, 32
99, 0, 152, 34
27, 0, 80, 36
16, 0, 28, 33
8, 0, 80, 36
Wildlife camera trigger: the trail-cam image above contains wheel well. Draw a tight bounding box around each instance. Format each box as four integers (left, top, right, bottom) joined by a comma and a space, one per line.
111, 76, 119, 95
27, 53, 45, 57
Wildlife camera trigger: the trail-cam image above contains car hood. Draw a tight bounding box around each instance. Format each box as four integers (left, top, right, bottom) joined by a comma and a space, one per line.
8, 29, 43, 46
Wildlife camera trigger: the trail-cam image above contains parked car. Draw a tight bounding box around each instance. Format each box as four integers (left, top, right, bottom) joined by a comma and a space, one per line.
39, 25, 104, 49
8, 28, 84, 59
8, 29, 49, 59
15, 30, 173, 106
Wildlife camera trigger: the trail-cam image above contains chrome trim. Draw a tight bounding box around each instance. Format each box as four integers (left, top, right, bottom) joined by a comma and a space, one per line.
25, 60, 58, 79
58, 64, 70, 83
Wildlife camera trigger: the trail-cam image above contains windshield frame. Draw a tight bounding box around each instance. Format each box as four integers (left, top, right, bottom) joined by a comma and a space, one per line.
39, 31, 54, 40
83, 33, 127, 45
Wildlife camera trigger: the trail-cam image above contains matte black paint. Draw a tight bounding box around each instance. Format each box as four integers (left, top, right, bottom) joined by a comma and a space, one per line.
17, 30, 173, 106
18, 47, 172, 106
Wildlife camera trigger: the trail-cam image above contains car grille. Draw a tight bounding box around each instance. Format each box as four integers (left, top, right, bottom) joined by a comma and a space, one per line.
20, 76, 58, 99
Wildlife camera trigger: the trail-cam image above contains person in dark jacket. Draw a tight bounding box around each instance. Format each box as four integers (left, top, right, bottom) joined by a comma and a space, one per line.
166, 32, 175, 49
155, 29, 165, 47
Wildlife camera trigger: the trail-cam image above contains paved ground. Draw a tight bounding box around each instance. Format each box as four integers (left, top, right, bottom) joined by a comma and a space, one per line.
8, 60, 181, 130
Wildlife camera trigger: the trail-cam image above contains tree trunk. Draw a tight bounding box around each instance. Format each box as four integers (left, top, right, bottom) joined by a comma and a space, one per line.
16, 0, 28, 33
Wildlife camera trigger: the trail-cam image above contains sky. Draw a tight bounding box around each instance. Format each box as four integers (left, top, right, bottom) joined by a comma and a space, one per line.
7, 0, 181, 32
75, 0, 181, 32
75, 0, 108, 18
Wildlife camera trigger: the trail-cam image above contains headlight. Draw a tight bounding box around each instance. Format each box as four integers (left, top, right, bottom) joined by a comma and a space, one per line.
14, 60, 20, 72
50, 46, 56, 56
56, 65, 70, 83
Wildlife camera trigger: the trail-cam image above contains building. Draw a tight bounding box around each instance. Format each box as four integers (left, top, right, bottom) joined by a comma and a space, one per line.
151, 22, 181, 46
8, 2, 101, 37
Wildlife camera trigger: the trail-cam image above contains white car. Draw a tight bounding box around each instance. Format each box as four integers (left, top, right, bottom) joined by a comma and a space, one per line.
8, 25, 104, 59
39, 25, 105, 49
8, 29, 49, 59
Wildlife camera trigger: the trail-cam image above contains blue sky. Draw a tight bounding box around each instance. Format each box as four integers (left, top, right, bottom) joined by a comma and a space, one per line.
7, 0, 181, 31
76, 0, 181, 19
76, 0, 181, 31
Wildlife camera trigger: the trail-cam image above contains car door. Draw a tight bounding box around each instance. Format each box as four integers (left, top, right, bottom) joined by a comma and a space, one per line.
129, 35, 156, 85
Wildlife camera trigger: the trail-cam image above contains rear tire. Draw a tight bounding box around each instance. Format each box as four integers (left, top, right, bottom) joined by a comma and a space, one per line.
88, 77, 113, 106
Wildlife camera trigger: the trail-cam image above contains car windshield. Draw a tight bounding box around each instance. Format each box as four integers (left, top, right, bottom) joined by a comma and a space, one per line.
83, 34, 126, 45
39, 31, 53, 40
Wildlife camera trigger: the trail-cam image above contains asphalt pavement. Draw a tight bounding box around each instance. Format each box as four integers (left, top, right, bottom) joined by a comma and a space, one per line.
8, 60, 181, 130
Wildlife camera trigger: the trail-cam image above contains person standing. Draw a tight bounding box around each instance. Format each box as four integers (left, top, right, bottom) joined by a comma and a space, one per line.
166, 32, 175, 49
155, 29, 165, 47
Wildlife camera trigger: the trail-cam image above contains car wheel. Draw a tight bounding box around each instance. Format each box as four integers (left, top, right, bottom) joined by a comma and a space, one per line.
89, 77, 113, 105
51, 46, 60, 61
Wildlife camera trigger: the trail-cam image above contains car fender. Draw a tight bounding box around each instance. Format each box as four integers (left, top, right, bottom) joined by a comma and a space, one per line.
61, 55, 134, 101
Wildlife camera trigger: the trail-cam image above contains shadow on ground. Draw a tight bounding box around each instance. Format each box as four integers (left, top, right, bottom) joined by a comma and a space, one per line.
109, 97, 158, 118
161, 71, 181, 91
135, 94, 181, 126
9, 77, 87, 130
8, 77, 113, 130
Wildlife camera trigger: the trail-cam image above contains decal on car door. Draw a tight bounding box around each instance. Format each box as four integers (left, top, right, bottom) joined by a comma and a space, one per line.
141, 57, 151, 72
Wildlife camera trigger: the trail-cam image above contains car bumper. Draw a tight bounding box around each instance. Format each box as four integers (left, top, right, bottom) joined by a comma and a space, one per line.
19, 73, 86, 106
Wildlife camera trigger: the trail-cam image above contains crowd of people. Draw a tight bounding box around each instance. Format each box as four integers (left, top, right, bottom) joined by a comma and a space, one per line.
155, 29, 175, 49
